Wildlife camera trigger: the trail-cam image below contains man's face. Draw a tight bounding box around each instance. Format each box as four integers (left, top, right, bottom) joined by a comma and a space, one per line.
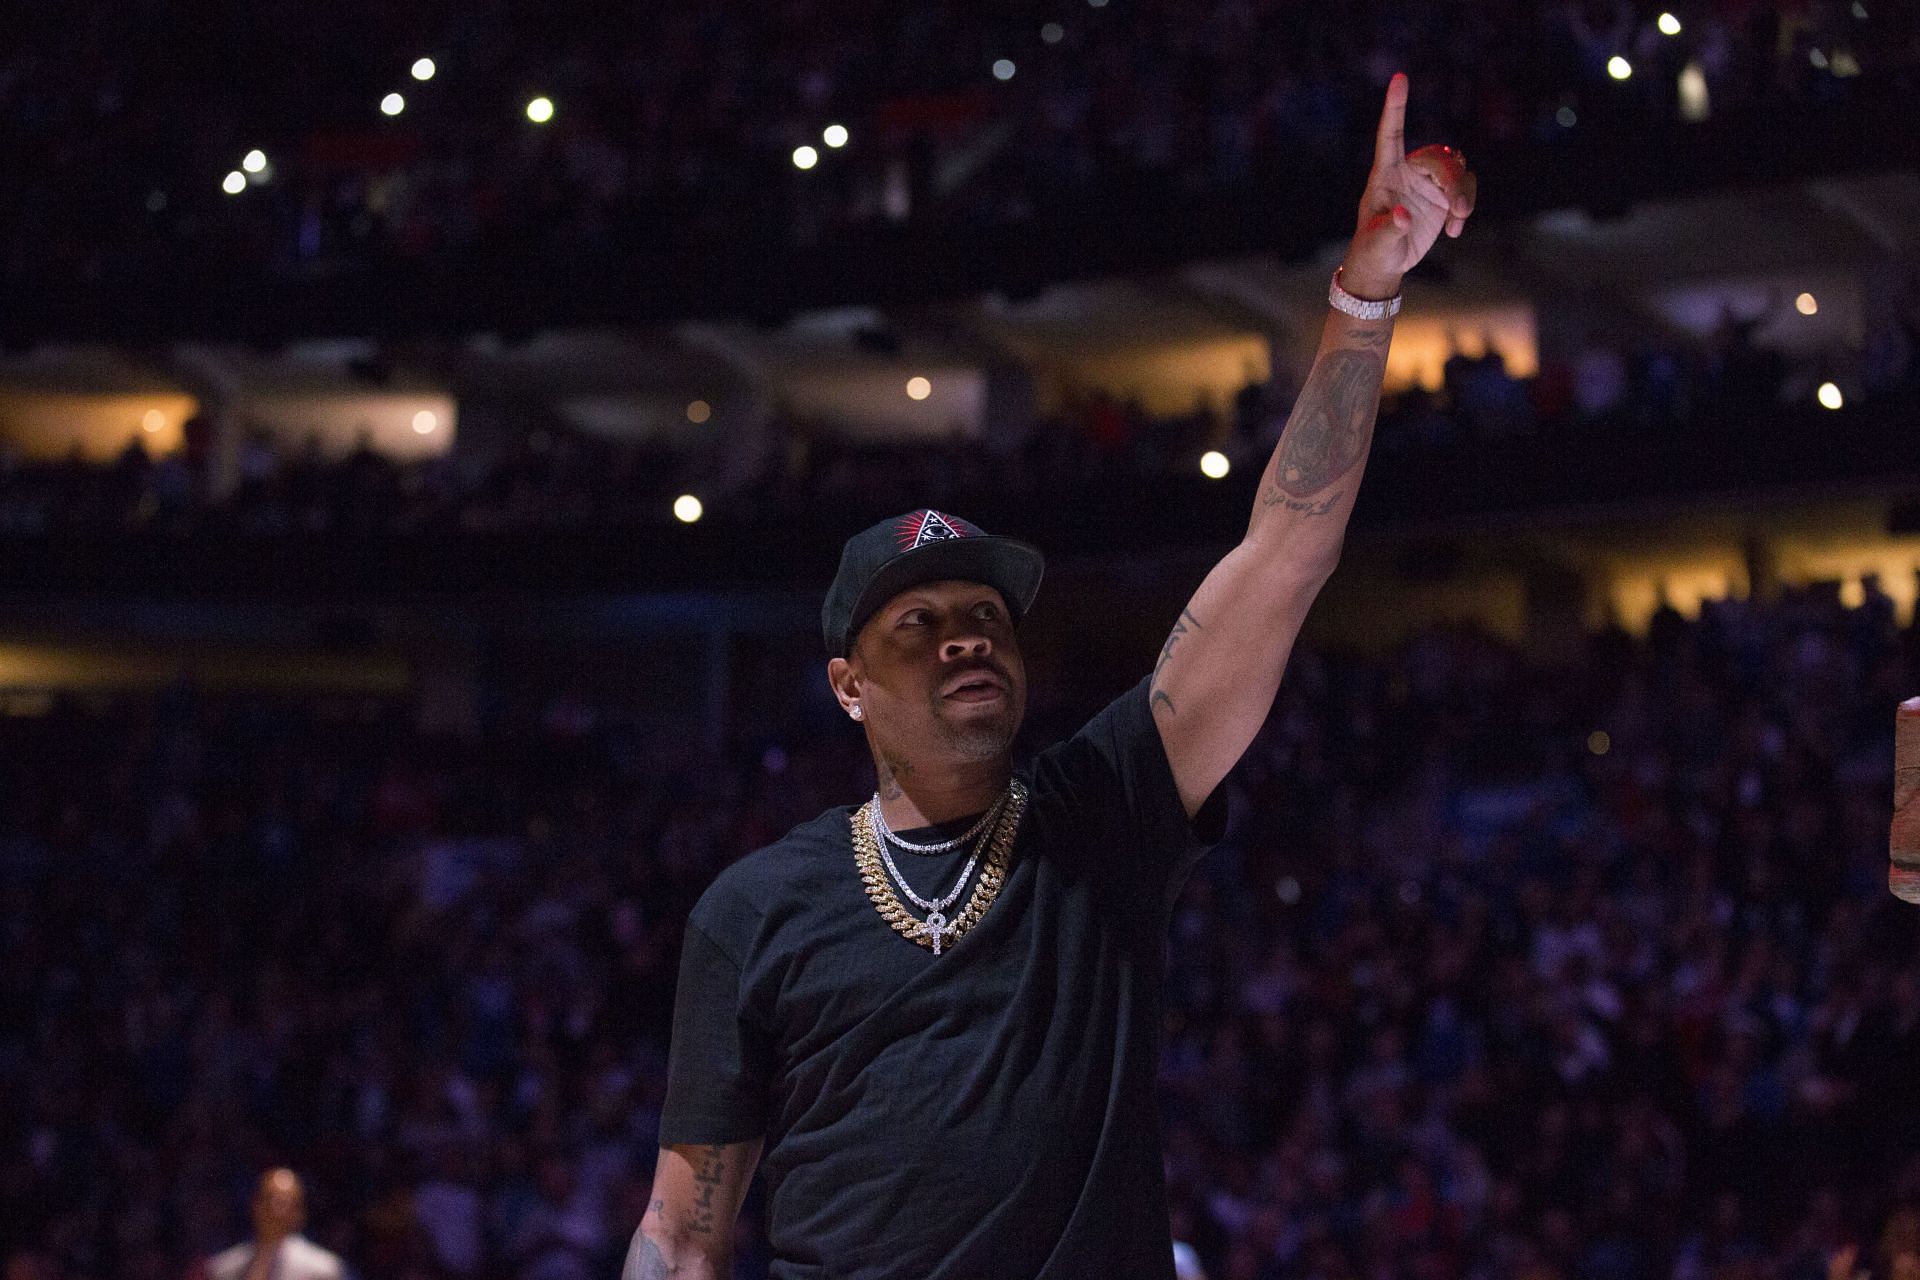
833, 579, 1026, 767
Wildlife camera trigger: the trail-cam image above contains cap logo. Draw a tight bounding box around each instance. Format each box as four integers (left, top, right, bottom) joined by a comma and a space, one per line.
895, 509, 970, 550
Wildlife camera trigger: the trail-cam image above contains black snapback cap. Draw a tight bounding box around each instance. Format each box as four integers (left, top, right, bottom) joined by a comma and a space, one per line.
822, 509, 1045, 657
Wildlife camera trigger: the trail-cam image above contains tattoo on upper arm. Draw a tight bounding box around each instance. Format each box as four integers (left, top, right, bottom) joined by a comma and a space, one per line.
1260, 345, 1383, 506
688, 1144, 726, 1236
1150, 607, 1204, 717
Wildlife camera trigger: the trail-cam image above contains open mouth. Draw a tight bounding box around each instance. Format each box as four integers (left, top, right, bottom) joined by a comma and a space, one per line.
942, 674, 1005, 702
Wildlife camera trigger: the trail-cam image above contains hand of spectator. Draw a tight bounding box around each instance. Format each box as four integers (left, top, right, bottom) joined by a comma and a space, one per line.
1340, 73, 1477, 301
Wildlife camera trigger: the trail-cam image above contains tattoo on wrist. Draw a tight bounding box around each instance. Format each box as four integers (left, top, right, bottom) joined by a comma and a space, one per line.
689, 1145, 725, 1236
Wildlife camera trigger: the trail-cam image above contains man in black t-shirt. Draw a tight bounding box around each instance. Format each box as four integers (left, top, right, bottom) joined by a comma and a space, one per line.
623, 75, 1476, 1280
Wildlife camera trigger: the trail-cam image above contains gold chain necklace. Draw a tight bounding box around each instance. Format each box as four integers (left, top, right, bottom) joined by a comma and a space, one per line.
852, 779, 1025, 955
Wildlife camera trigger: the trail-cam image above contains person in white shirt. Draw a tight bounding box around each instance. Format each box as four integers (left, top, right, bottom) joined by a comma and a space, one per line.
200, 1168, 346, 1280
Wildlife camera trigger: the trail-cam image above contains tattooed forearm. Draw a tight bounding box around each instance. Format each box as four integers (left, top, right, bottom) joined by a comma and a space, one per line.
1150, 607, 1205, 717
1261, 346, 1382, 503
623, 1233, 674, 1280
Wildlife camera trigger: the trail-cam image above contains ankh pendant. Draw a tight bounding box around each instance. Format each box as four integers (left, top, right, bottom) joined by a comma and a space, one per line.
926, 911, 947, 956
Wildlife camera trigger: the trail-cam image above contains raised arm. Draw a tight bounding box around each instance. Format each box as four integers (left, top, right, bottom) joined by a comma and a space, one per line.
623, 1139, 764, 1280
1149, 73, 1476, 816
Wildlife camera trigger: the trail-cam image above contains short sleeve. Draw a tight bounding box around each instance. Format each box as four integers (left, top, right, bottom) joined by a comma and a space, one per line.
1030, 675, 1229, 891
658, 921, 773, 1146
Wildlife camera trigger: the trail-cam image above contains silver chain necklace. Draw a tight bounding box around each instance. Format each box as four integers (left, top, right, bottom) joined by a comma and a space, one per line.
869, 786, 1005, 854
867, 789, 1007, 934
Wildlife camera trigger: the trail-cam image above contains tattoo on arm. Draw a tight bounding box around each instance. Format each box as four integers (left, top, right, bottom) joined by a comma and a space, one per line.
1150, 607, 1204, 717
688, 1144, 725, 1236
1259, 338, 1385, 509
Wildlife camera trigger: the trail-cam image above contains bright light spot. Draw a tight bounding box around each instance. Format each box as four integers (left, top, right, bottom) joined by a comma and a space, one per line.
822, 123, 849, 148
242, 149, 267, 174
1587, 730, 1611, 756
1657, 12, 1682, 35
1042, 21, 1065, 43
1275, 876, 1301, 904
1831, 50, 1861, 76
221, 170, 247, 195
1608, 56, 1633, 80
1810, 47, 1829, 69
905, 376, 932, 401
1818, 382, 1844, 410
686, 400, 712, 424
412, 410, 438, 434
141, 410, 165, 432
411, 57, 436, 81
526, 96, 554, 123
792, 145, 819, 170
1852, 1, 1868, 16
1199, 450, 1231, 479
992, 59, 1016, 81
673, 494, 704, 523
381, 92, 406, 116
1796, 292, 1819, 316
1557, 105, 1578, 127
1678, 62, 1711, 120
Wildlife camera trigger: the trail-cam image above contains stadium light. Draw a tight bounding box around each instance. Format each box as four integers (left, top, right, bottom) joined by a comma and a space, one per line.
412, 410, 438, 434
1608, 56, 1633, 80
674, 494, 704, 523
1042, 22, 1065, 43
526, 96, 554, 123
381, 92, 406, 116
221, 170, 247, 195
1796, 292, 1818, 316
142, 410, 165, 432
1587, 730, 1611, 755
1657, 12, 1682, 35
1557, 106, 1578, 127
992, 59, 1016, 81
411, 57, 436, 81
242, 149, 267, 174
822, 124, 849, 149
792, 145, 819, 170
1199, 451, 1231, 479
1818, 382, 1844, 410
1678, 62, 1710, 120
906, 376, 932, 400
686, 400, 712, 424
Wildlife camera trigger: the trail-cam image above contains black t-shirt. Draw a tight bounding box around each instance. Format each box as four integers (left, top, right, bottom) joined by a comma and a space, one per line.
660, 674, 1228, 1279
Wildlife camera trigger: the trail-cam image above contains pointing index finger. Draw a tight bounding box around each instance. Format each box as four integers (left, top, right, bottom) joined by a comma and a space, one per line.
1375, 72, 1408, 168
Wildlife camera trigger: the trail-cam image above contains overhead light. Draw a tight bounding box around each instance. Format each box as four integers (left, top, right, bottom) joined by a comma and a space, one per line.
1796, 292, 1818, 316
411, 57, 436, 81
1557, 105, 1578, 127
1677, 62, 1710, 120
1657, 12, 1682, 35
221, 170, 247, 195
380, 92, 406, 116
1041, 22, 1065, 43
242, 149, 267, 174
992, 59, 1017, 81
822, 124, 849, 148
905, 376, 932, 400
142, 410, 165, 432
792, 145, 819, 170
1817, 382, 1843, 410
686, 400, 712, 424
412, 410, 438, 434
674, 494, 704, 523
1587, 730, 1611, 755
526, 96, 554, 123
1608, 56, 1633, 80
1199, 451, 1230, 479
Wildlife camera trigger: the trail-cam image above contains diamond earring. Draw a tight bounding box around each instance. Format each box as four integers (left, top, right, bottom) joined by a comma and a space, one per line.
850, 704, 863, 721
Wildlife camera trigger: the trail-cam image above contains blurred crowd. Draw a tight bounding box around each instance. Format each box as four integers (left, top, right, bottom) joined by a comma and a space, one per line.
2, 285, 1917, 538
3, 571, 1920, 1279
4, 0, 1910, 282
